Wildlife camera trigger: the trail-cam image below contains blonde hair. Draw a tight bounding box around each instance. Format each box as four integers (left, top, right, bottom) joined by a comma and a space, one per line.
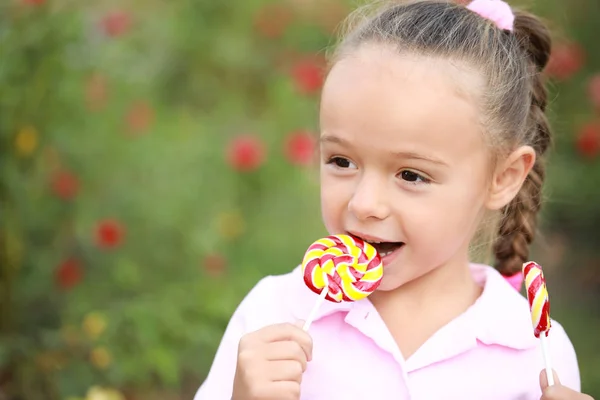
328, 0, 553, 275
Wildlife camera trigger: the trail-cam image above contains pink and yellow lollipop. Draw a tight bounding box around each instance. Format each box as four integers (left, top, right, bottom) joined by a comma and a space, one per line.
301, 234, 383, 329
523, 261, 554, 385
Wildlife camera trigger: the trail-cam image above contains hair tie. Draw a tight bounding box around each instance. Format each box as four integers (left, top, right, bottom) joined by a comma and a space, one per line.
503, 271, 524, 291
466, 0, 515, 31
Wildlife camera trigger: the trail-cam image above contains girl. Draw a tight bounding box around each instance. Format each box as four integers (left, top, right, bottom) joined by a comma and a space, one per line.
196, 0, 594, 399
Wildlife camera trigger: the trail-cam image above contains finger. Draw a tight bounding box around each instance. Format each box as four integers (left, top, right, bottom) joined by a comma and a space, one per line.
541, 386, 594, 400
265, 341, 308, 371
241, 323, 297, 347
267, 381, 301, 400
257, 323, 313, 361
540, 386, 566, 400
539, 369, 561, 390
268, 360, 304, 383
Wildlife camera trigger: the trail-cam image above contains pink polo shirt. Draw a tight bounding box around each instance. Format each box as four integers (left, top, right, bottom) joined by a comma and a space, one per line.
194, 263, 581, 399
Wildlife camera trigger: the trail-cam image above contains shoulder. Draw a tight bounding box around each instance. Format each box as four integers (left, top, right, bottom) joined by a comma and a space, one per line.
545, 319, 581, 391
470, 264, 581, 391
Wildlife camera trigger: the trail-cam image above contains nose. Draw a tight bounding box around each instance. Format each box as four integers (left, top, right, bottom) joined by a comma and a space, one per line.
347, 174, 391, 221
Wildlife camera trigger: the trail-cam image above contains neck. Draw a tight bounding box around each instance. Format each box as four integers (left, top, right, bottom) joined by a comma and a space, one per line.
369, 254, 482, 320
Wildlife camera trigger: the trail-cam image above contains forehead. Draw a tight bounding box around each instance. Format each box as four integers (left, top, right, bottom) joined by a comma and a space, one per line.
320, 45, 486, 160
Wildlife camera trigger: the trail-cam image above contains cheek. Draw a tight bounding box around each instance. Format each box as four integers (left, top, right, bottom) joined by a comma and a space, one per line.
405, 179, 488, 250
320, 172, 347, 232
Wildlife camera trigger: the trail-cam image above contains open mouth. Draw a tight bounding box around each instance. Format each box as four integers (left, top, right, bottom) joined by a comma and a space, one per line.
368, 241, 404, 257
348, 233, 405, 258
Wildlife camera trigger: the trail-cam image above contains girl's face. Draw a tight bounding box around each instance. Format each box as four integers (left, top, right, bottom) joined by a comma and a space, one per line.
319, 45, 493, 292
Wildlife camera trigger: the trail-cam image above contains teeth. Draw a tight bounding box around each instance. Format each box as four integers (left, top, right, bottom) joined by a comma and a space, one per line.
380, 250, 393, 257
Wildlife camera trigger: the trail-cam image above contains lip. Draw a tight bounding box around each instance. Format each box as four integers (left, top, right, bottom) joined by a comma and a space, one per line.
380, 244, 403, 265
346, 230, 398, 243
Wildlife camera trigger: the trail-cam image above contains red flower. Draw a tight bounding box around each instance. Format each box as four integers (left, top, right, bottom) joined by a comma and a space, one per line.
285, 130, 316, 166
95, 219, 125, 249
254, 4, 293, 39
52, 170, 79, 200
85, 73, 108, 112
203, 253, 227, 277
56, 259, 83, 290
576, 122, 600, 159
545, 42, 585, 81
125, 101, 154, 135
588, 74, 600, 112
100, 11, 132, 38
227, 135, 266, 172
290, 57, 325, 95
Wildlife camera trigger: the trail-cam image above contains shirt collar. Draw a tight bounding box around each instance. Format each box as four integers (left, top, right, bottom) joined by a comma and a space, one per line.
288, 263, 538, 350
468, 263, 538, 350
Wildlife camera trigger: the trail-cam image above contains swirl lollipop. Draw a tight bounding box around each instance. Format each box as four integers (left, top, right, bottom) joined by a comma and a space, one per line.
301, 234, 383, 330
523, 261, 553, 385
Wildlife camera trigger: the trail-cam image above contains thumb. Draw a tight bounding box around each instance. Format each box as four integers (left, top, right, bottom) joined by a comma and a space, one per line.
540, 369, 561, 390
294, 320, 306, 329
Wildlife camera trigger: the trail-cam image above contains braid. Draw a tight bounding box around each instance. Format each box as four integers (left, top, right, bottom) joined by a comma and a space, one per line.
493, 11, 553, 275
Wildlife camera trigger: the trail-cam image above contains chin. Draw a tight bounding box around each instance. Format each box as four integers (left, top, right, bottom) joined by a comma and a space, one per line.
374, 260, 435, 292
374, 274, 409, 292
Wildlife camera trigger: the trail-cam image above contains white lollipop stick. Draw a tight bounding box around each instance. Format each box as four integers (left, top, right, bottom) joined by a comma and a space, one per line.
302, 287, 328, 331
539, 334, 554, 386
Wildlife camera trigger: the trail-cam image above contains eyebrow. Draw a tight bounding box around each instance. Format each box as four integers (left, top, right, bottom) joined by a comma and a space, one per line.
320, 134, 449, 166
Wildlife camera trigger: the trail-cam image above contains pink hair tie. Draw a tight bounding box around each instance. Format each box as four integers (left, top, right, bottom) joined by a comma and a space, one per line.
503, 271, 524, 291
466, 0, 515, 31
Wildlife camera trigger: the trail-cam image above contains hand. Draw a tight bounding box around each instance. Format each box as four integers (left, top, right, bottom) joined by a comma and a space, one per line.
232, 321, 313, 400
540, 370, 595, 400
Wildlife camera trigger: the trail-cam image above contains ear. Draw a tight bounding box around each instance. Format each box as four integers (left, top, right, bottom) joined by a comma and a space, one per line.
486, 146, 536, 211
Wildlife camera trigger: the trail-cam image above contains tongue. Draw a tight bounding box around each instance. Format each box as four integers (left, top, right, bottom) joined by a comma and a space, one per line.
372, 242, 402, 254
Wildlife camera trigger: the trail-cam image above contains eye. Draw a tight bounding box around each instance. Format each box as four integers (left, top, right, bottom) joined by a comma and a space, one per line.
399, 170, 430, 184
326, 156, 357, 169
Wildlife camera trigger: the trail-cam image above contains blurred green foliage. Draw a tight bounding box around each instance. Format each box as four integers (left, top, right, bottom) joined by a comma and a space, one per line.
0, 0, 598, 398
